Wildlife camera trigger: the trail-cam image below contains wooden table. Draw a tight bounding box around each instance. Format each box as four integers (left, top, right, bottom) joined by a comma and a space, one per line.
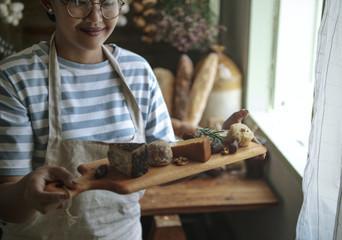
140, 170, 278, 239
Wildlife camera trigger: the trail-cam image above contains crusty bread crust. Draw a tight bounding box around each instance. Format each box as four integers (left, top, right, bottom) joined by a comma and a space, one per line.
182, 53, 219, 126
173, 54, 194, 120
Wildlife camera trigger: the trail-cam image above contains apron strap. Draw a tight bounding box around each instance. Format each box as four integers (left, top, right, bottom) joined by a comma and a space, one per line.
48, 32, 62, 138
102, 45, 146, 143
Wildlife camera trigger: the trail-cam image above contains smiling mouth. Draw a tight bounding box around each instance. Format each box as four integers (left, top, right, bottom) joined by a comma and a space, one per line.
80, 27, 105, 36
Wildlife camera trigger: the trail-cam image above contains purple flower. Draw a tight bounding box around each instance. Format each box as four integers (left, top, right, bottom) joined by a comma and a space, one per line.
150, 0, 226, 52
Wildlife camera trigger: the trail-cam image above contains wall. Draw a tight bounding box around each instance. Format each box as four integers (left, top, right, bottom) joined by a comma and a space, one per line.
220, 1, 304, 239
223, 117, 303, 240
220, 0, 251, 108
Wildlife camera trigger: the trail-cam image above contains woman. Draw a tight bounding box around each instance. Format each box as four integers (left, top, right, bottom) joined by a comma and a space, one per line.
0, 0, 252, 239
0, 0, 176, 239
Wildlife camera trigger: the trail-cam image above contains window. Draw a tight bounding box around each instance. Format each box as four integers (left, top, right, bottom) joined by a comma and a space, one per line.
246, 0, 323, 176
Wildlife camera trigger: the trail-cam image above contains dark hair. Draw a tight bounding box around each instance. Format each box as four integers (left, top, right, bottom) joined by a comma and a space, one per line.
46, 11, 56, 22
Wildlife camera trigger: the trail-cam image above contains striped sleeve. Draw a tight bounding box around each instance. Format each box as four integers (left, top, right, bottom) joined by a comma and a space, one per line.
0, 68, 34, 176
145, 70, 176, 143
116, 47, 176, 144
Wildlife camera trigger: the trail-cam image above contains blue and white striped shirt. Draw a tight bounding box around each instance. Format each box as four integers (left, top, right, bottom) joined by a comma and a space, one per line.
0, 42, 175, 176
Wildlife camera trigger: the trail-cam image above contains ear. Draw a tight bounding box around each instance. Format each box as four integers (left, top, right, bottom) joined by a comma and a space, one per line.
40, 0, 53, 13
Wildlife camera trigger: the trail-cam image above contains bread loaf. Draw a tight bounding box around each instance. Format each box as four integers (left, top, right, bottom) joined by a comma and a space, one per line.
173, 54, 194, 120
171, 118, 198, 138
200, 45, 242, 127
182, 53, 219, 126
169, 136, 211, 162
153, 67, 175, 117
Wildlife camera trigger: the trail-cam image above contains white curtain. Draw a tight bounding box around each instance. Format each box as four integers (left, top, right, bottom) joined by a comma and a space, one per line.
296, 0, 342, 239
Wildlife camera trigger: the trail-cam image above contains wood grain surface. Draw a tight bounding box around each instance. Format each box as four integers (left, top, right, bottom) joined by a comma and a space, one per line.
45, 142, 267, 196
140, 171, 278, 216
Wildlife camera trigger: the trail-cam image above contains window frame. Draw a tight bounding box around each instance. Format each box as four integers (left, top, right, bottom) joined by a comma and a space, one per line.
245, 0, 323, 176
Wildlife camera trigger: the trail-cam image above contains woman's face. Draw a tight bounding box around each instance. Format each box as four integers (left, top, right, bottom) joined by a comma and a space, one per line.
43, 0, 118, 60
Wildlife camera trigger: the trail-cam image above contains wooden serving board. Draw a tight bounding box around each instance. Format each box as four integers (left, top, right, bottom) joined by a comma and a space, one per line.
45, 142, 266, 197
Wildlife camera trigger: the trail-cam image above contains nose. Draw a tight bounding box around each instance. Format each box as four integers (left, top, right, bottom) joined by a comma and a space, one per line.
85, 3, 103, 22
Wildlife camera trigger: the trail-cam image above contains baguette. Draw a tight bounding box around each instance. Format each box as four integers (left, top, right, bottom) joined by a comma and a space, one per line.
173, 54, 194, 120
171, 117, 198, 137
182, 53, 219, 126
153, 67, 175, 116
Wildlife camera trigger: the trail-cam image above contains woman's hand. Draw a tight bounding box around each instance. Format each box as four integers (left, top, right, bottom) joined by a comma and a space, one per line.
21, 166, 78, 214
0, 166, 77, 223
222, 109, 249, 130
222, 109, 266, 160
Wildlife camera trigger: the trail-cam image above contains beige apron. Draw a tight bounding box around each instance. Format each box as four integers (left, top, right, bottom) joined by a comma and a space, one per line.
2, 34, 146, 240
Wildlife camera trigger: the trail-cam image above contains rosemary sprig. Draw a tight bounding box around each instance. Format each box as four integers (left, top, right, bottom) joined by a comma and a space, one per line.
197, 128, 225, 143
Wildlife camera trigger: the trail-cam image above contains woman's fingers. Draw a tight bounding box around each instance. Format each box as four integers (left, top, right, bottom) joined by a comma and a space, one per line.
222, 109, 249, 130
251, 137, 266, 160
22, 166, 76, 214
222, 110, 266, 160
24, 181, 67, 214
29, 192, 67, 214
46, 167, 78, 190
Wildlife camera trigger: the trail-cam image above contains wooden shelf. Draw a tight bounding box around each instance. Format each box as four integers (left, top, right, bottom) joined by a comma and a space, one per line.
140, 170, 278, 216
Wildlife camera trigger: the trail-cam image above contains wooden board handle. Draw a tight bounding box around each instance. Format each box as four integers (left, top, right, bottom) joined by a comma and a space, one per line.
45, 181, 74, 198
45, 158, 111, 198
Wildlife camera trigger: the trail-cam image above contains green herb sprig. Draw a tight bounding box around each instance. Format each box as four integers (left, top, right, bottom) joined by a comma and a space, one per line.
197, 128, 225, 143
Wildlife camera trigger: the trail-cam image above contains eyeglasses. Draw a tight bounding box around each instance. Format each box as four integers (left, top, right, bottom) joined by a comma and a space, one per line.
61, 0, 125, 20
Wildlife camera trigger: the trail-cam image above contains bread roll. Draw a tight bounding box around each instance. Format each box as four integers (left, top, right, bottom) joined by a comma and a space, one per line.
182, 53, 219, 126
143, 23, 157, 35
132, 1, 144, 13
133, 16, 146, 28
225, 123, 254, 147
148, 140, 173, 167
173, 54, 194, 120
142, 0, 157, 7
153, 68, 175, 116
143, 8, 157, 19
